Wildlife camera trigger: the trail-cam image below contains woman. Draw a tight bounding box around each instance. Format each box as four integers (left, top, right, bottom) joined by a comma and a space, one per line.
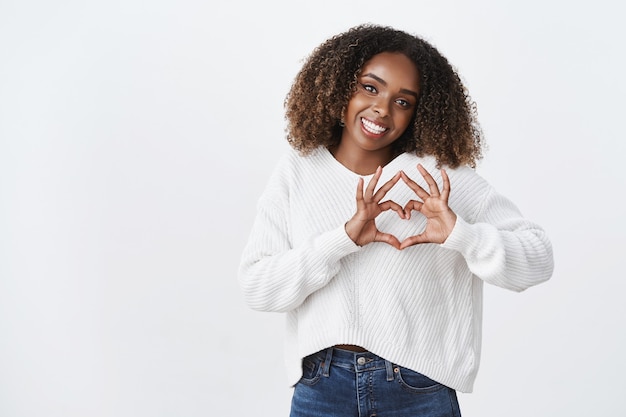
238, 24, 553, 416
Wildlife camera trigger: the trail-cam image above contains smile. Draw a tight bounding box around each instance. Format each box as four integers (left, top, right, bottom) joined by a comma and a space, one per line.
361, 118, 388, 135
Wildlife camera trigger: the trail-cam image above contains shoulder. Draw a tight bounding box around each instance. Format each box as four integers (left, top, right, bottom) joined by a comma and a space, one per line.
448, 164, 489, 187
399, 153, 489, 188
274, 146, 328, 172
260, 146, 329, 198
446, 164, 494, 207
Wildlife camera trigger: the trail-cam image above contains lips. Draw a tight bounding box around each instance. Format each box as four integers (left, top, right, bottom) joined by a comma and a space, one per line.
361, 117, 388, 135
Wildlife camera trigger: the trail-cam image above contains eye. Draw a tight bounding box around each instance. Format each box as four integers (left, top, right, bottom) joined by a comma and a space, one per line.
360, 83, 377, 94
395, 98, 412, 108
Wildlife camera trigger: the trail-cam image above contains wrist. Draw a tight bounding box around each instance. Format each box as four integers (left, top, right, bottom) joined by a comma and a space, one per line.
344, 219, 362, 246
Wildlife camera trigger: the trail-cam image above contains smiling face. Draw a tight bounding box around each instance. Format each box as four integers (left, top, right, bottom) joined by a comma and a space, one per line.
335, 52, 420, 173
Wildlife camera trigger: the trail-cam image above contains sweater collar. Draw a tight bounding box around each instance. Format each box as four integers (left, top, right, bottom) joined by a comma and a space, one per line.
318, 146, 414, 179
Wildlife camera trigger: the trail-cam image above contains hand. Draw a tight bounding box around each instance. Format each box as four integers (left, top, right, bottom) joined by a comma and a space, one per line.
345, 166, 406, 249
399, 164, 457, 249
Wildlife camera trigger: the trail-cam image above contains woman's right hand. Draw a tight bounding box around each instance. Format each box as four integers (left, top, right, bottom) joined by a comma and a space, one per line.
344, 166, 405, 249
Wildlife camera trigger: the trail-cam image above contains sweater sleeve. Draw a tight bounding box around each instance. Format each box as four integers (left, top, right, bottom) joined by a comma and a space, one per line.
238, 158, 361, 312
441, 185, 554, 292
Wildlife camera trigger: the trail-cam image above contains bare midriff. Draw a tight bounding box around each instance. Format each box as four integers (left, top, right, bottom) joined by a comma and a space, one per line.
334, 344, 368, 352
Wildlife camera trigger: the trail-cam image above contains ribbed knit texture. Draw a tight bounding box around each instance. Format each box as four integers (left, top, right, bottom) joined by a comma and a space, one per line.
238, 147, 553, 393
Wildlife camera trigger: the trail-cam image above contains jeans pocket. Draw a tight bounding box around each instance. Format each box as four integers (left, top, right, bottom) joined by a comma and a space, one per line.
394, 366, 445, 393
298, 354, 324, 386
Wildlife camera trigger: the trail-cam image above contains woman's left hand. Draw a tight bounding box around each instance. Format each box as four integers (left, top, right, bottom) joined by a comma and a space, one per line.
399, 164, 457, 249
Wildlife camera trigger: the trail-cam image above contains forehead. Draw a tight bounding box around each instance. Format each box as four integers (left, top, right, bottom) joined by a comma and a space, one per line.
360, 52, 420, 89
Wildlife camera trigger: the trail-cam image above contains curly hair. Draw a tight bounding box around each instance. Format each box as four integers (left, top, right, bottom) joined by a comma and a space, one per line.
284, 24, 484, 168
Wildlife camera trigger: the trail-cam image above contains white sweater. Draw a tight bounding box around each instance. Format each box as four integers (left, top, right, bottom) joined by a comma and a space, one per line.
238, 147, 553, 393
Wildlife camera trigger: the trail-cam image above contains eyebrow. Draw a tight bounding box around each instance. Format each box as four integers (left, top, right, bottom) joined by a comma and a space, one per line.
362, 72, 419, 99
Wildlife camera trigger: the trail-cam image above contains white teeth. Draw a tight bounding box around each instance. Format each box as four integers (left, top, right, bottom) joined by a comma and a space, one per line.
361, 118, 387, 134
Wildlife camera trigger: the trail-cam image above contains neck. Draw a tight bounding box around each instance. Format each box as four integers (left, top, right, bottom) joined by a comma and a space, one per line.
330, 144, 395, 176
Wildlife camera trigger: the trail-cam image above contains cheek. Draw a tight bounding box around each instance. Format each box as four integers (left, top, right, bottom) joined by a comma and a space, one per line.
396, 112, 414, 130
346, 95, 368, 113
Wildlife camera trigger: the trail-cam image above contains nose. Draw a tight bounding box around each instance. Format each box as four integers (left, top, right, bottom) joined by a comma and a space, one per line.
372, 97, 390, 117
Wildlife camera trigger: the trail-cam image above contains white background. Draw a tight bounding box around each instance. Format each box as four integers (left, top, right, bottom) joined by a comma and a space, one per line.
1, 0, 624, 416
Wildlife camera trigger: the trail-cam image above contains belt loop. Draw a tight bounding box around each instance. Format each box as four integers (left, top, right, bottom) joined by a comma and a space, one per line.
322, 348, 333, 377
385, 360, 394, 381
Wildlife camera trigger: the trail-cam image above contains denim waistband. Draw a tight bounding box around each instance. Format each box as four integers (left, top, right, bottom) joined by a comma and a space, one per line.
312, 347, 396, 381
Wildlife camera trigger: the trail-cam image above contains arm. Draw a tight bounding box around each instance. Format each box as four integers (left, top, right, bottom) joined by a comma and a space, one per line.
238, 172, 360, 312
401, 164, 554, 292
238, 201, 361, 312
238, 163, 405, 312
441, 186, 554, 292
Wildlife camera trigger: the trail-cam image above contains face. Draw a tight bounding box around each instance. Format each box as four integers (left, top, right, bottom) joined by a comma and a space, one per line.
340, 52, 420, 156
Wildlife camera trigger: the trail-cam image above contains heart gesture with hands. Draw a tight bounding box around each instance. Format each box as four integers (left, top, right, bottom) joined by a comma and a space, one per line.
399, 164, 457, 249
344, 166, 407, 249
345, 164, 457, 250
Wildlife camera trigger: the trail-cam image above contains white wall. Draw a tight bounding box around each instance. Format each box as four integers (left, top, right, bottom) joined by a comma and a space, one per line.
1, 0, 624, 416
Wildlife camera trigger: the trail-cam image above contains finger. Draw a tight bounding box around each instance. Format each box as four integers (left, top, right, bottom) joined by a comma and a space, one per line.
378, 199, 406, 219
355, 177, 365, 208
417, 164, 440, 197
400, 171, 430, 201
375, 232, 401, 249
399, 234, 429, 249
364, 166, 383, 201
440, 168, 451, 202
403, 200, 423, 218
373, 171, 401, 202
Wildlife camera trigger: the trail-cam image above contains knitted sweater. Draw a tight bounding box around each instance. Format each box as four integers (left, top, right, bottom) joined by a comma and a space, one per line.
238, 147, 553, 393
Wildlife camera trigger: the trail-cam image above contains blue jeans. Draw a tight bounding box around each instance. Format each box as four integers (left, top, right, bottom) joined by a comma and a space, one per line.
290, 347, 461, 417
